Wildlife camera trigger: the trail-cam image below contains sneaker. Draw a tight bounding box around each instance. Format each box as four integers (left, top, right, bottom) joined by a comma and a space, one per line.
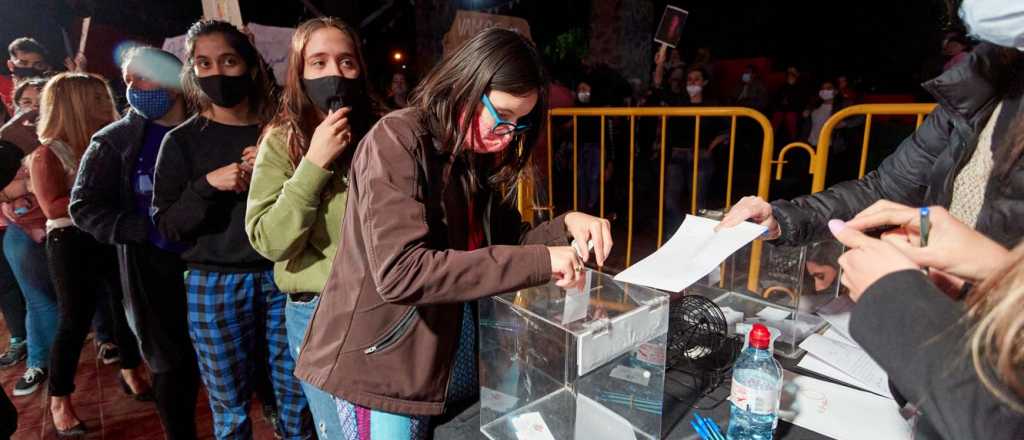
13, 367, 46, 397
97, 343, 121, 365
0, 341, 27, 369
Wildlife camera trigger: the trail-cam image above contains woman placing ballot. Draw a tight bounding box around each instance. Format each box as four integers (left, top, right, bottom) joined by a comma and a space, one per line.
828, 201, 1024, 439
293, 28, 612, 439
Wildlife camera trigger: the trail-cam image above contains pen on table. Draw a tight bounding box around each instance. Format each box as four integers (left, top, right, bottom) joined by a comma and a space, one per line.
690, 420, 711, 440
920, 207, 930, 274
695, 412, 725, 440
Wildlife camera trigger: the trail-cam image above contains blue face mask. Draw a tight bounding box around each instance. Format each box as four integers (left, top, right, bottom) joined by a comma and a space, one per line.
127, 88, 174, 120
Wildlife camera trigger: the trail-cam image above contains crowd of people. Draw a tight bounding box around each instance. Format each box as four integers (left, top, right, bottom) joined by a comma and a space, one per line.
0, 0, 1019, 439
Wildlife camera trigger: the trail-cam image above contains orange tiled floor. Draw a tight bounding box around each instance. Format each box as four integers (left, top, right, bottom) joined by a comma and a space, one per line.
0, 335, 281, 439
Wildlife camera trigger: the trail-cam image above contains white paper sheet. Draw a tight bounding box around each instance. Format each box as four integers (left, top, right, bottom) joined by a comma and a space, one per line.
614, 215, 766, 292
562, 270, 593, 324
799, 333, 891, 398
797, 353, 875, 393
755, 306, 791, 321
779, 371, 911, 440
719, 306, 745, 328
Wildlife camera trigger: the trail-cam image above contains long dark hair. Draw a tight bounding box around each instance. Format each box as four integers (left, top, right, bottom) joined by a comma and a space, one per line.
410, 28, 549, 191
263, 17, 380, 168
181, 20, 278, 124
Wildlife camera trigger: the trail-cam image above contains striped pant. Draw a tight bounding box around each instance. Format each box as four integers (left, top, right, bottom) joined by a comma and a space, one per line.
186, 269, 312, 439
334, 303, 479, 440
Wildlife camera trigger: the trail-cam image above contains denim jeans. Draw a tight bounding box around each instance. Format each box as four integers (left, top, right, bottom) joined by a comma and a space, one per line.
285, 295, 343, 440
3, 225, 57, 369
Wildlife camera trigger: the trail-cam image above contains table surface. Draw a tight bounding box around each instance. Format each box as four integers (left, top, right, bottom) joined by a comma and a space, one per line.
436, 355, 846, 440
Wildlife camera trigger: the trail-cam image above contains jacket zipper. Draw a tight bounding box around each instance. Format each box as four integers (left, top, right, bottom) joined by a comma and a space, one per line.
364, 307, 417, 354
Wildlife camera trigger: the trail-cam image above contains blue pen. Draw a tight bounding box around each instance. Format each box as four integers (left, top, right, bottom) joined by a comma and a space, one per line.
690, 420, 710, 440
920, 207, 930, 274
695, 413, 725, 440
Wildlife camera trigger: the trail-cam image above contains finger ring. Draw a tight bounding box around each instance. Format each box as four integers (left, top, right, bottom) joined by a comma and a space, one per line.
574, 265, 583, 272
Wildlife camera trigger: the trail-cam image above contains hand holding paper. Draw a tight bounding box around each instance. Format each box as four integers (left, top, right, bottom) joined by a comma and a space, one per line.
614, 215, 765, 292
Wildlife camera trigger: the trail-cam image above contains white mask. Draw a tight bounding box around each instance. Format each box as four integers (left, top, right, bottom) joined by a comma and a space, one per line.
741, 73, 752, 83
960, 0, 1024, 50
577, 92, 591, 104
819, 89, 835, 101
686, 85, 703, 97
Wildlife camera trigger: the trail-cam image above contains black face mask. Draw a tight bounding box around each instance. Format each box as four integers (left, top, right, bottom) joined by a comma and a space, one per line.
302, 76, 365, 113
197, 74, 253, 108
12, 66, 44, 78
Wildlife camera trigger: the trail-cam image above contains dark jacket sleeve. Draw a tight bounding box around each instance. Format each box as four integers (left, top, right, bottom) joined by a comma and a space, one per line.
152, 130, 219, 243
70, 136, 149, 245
771, 105, 954, 246
850, 270, 1024, 440
354, 115, 552, 306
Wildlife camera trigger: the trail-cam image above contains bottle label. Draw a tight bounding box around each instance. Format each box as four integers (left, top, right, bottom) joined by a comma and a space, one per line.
729, 381, 779, 415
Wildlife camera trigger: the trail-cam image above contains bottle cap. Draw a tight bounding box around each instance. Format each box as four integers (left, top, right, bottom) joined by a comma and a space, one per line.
749, 323, 771, 349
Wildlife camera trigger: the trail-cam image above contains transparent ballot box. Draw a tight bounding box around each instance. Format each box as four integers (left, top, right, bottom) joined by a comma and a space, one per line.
685, 239, 842, 358
479, 270, 670, 440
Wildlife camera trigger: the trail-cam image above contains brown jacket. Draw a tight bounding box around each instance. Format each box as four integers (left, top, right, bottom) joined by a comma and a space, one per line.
294, 108, 569, 416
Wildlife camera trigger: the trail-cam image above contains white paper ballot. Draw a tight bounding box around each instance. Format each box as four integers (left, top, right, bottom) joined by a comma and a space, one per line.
755, 306, 791, 321
511, 412, 556, 440
614, 215, 766, 292
562, 270, 593, 324
779, 371, 911, 440
799, 333, 891, 398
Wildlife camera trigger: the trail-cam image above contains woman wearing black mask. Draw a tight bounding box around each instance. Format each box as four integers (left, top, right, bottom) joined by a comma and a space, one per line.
70, 46, 200, 440
245, 17, 379, 439
152, 20, 312, 440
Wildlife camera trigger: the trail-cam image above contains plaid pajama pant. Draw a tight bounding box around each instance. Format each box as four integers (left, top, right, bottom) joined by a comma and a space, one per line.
186, 269, 312, 440
334, 302, 479, 440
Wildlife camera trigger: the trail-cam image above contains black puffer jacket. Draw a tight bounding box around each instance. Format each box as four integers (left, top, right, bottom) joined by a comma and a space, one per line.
773, 43, 1024, 248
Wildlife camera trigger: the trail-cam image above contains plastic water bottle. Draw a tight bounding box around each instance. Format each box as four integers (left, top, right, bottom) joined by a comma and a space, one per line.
726, 323, 783, 440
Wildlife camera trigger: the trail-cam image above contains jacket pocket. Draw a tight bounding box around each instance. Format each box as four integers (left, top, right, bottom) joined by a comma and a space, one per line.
364, 306, 418, 355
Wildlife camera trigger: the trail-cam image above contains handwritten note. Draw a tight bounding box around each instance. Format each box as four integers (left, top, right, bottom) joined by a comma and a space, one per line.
614, 215, 766, 292
799, 333, 891, 398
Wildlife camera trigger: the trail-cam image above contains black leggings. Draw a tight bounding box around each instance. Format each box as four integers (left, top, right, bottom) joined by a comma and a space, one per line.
46, 226, 141, 396
122, 244, 200, 440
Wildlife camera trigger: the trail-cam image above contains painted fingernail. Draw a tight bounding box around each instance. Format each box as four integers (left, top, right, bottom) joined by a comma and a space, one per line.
828, 219, 846, 234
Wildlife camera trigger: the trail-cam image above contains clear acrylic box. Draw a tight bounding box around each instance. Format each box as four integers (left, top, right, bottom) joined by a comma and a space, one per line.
479, 270, 670, 440
684, 239, 843, 358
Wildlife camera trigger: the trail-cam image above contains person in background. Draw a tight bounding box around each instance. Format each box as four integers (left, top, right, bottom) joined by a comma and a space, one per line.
294, 28, 612, 440
733, 64, 767, 111
6, 38, 51, 84
770, 66, 809, 145
829, 202, 1024, 439
804, 79, 848, 147
0, 142, 26, 439
246, 17, 380, 439
0, 80, 42, 372
836, 75, 858, 103
28, 72, 150, 437
942, 31, 973, 71
0, 95, 57, 400
70, 46, 201, 440
152, 20, 311, 440
387, 71, 410, 109
662, 66, 728, 229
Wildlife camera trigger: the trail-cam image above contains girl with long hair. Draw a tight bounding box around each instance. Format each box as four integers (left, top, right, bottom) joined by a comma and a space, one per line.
152, 20, 311, 439
30, 72, 150, 437
245, 17, 380, 439
294, 28, 613, 439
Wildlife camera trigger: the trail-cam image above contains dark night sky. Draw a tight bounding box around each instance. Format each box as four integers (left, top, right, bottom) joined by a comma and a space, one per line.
0, 0, 955, 95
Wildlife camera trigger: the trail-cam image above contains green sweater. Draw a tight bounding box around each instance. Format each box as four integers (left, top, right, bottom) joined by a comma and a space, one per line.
245, 127, 347, 294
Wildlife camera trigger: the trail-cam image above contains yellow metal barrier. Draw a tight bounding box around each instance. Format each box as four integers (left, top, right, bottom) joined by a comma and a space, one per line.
810, 103, 937, 193
527, 107, 773, 293
519, 103, 936, 295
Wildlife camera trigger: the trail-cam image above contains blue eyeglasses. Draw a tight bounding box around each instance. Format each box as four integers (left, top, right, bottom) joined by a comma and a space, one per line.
481, 94, 530, 136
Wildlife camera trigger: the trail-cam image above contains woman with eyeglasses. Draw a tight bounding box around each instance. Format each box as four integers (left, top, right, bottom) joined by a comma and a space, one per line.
293, 28, 613, 439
